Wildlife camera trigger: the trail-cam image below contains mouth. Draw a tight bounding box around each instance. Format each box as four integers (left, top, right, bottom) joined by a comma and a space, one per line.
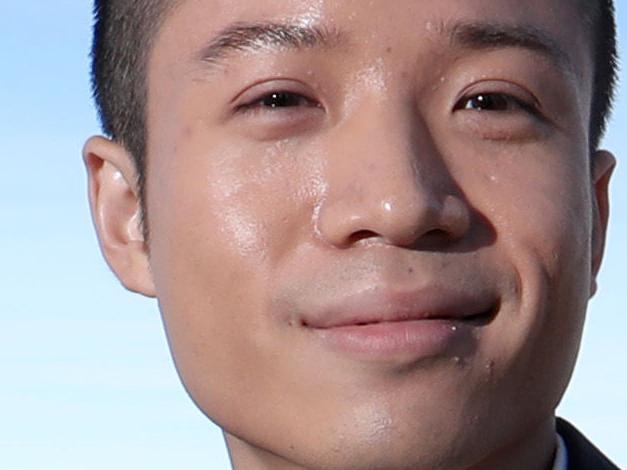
302, 287, 498, 362
304, 306, 496, 330
447, 304, 497, 326
302, 287, 499, 329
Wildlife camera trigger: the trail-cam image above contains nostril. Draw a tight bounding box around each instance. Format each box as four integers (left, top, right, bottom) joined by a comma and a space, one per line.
347, 229, 381, 245
346, 228, 453, 248
316, 186, 473, 249
411, 228, 458, 250
424, 228, 451, 239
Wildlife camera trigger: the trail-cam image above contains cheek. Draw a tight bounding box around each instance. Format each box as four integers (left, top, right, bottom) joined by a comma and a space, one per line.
148, 149, 274, 308
488, 152, 593, 307
148, 129, 310, 281
144, 129, 325, 419
449, 139, 593, 291
456, 143, 593, 411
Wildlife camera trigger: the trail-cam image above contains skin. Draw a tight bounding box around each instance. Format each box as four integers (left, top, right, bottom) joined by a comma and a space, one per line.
84, 0, 616, 468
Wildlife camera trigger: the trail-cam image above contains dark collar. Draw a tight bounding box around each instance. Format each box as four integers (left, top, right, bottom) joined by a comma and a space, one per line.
556, 418, 620, 470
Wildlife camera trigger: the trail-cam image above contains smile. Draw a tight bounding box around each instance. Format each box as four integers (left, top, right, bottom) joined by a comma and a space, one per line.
303, 286, 498, 362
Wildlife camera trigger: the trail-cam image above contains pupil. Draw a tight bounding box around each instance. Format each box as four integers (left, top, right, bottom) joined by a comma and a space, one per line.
471, 94, 508, 111
264, 92, 295, 108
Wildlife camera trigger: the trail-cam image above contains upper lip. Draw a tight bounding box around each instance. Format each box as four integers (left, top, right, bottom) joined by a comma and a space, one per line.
302, 286, 497, 329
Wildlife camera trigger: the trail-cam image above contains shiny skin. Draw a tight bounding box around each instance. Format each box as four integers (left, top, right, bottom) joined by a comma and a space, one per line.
85, 0, 615, 468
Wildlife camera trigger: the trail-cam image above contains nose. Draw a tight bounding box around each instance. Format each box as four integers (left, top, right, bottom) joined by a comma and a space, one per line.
315, 102, 472, 250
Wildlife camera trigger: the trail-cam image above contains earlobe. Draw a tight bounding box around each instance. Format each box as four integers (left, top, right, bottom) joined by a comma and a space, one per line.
589, 149, 616, 297
83, 136, 156, 297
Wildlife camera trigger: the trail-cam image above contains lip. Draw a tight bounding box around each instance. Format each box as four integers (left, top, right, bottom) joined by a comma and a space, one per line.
303, 286, 496, 328
303, 286, 496, 361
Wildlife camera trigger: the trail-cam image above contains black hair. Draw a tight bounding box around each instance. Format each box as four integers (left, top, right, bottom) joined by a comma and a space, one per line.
91, 0, 175, 226
588, 0, 619, 153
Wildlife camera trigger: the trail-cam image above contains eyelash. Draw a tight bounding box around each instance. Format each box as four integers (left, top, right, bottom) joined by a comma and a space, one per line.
455, 92, 541, 117
236, 91, 321, 113
235, 90, 542, 122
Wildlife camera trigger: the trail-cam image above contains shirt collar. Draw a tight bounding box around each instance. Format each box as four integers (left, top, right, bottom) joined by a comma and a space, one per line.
552, 432, 568, 470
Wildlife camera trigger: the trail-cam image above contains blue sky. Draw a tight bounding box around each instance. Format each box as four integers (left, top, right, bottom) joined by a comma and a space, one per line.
1, 3, 625, 469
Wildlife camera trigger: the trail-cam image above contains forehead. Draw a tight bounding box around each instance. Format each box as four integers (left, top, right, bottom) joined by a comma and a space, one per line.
151, 0, 591, 72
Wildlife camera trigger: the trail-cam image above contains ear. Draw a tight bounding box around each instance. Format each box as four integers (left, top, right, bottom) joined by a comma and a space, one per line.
83, 136, 156, 297
589, 149, 616, 297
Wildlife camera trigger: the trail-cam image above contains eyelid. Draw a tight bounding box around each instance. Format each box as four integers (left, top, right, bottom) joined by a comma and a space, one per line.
231, 78, 319, 108
237, 91, 320, 115
455, 93, 535, 117
454, 80, 542, 113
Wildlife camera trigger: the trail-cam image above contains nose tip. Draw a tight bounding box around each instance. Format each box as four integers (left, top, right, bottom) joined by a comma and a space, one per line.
317, 186, 472, 250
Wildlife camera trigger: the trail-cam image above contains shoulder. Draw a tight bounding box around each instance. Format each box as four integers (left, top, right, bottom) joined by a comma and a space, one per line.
556, 418, 621, 470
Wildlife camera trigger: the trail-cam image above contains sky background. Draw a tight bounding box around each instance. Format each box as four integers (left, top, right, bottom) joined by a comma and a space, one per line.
1, 2, 625, 469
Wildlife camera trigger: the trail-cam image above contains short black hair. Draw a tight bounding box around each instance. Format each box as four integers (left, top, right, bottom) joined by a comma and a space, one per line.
588, 0, 619, 154
90, 0, 618, 225
91, 0, 175, 222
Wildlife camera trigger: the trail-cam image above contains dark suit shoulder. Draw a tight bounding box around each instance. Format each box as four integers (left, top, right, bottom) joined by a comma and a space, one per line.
556, 418, 621, 470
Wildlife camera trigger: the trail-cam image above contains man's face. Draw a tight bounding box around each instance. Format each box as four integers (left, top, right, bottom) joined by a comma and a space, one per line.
88, 0, 615, 468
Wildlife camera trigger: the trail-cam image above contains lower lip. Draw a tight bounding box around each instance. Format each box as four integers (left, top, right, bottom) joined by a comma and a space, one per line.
313, 319, 475, 362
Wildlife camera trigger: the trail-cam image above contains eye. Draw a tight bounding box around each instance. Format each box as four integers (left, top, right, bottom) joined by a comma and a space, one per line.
230, 84, 325, 140
261, 92, 310, 108
238, 91, 320, 112
453, 88, 548, 142
456, 93, 537, 115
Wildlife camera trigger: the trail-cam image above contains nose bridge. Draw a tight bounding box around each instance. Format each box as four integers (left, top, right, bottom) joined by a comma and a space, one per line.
337, 97, 436, 198
360, 104, 412, 174
316, 97, 468, 247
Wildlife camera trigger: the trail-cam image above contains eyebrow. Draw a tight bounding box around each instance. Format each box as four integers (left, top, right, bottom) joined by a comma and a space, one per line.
197, 21, 346, 65
196, 19, 576, 78
447, 21, 576, 77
